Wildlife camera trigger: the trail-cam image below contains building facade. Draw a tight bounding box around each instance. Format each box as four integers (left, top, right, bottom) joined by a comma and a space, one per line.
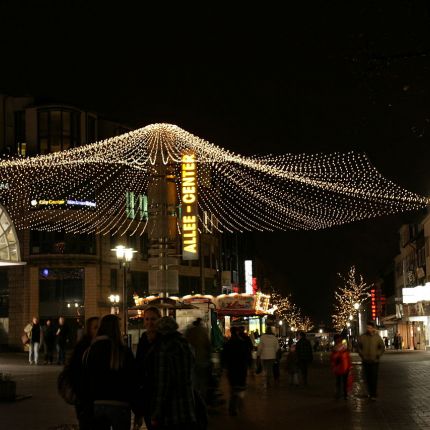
394, 209, 430, 350
0, 95, 224, 349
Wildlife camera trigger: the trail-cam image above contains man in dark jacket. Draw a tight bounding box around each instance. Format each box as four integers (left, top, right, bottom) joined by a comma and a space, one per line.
295, 331, 313, 386
43, 319, 56, 364
56, 316, 70, 365
149, 316, 200, 430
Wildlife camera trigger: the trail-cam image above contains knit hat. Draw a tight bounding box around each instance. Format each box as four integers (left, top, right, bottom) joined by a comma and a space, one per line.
155, 316, 178, 335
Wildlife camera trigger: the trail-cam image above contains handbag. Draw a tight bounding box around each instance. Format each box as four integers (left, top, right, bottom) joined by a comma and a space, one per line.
21, 333, 29, 345
57, 365, 77, 405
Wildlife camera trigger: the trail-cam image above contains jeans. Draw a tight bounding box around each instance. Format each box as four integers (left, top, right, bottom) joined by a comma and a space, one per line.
93, 403, 130, 430
57, 344, 66, 365
29, 342, 40, 364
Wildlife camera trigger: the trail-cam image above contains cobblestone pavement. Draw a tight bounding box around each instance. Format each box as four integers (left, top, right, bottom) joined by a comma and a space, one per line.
1, 350, 430, 429
208, 350, 430, 430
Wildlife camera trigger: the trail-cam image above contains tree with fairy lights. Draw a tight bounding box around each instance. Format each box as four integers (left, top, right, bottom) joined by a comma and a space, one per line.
332, 265, 371, 331
270, 289, 313, 332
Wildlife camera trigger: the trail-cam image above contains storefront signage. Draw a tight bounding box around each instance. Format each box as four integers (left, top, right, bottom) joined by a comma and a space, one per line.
181, 153, 198, 260
31, 199, 96, 208
245, 260, 253, 294
216, 294, 256, 315
402, 283, 430, 304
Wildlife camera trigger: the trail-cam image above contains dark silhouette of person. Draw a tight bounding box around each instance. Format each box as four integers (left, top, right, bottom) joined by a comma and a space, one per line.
222, 326, 252, 416
295, 331, 313, 386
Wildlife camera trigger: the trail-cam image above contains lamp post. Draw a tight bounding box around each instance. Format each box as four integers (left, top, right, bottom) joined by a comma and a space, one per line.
354, 302, 362, 337
109, 294, 120, 315
112, 245, 136, 340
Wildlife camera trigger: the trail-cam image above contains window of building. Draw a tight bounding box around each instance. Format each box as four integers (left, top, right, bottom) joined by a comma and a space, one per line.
179, 276, 200, 296
14, 111, 26, 155
126, 192, 148, 220
39, 268, 84, 318
131, 271, 149, 298
87, 115, 97, 143
38, 109, 81, 154
30, 231, 95, 255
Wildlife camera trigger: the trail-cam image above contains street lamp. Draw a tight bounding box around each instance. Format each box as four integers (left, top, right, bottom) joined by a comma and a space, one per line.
109, 294, 120, 315
354, 302, 362, 336
111, 245, 136, 340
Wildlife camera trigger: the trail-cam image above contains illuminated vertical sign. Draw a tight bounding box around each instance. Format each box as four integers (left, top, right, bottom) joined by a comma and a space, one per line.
245, 260, 253, 294
371, 288, 376, 320
181, 153, 198, 260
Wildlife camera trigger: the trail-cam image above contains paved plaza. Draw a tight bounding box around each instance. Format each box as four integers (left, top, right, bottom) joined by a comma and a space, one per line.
1, 350, 430, 429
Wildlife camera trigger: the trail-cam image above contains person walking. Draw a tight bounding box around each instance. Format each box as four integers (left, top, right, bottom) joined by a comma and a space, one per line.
394, 332, 402, 350
330, 334, 352, 400
82, 314, 136, 430
135, 306, 162, 430
295, 331, 313, 386
146, 316, 199, 429
43, 319, 56, 365
222, 326, 252, 416
285, 344, 299, 387
357, 321, 385, 400
257, 327, 280, 388
185, 317, 212, 403
56, 316, 70, 365
25, 317, 43, 365
68, 316, 99, 430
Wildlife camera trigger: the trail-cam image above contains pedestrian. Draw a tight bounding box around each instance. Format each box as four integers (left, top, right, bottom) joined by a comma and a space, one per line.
238, 326, 255, 373
257, 326, 280, 388
56, 316, 70, 365
285, 344, 299, 386
222, 326, 252, 416
82, 314, 137, 430
68, 316, 99, 430
394, 332, 402, 350
330, 334, 352, 400
185, 317, 212, 403
25, 316, 43, 365
134, 306, 162, 430
357, 321, 385, 400
146, 316, 200, 429
43, 319, 56, 365
295, 331, 313, 386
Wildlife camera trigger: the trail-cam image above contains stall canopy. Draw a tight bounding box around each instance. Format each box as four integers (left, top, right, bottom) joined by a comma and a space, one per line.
0, 203, 25, 266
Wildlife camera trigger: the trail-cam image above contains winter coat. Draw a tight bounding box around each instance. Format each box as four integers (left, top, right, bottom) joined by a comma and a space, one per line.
257, 333, 280, 360
296, 337, 313, 363
358, 332, 385, 363
330, 344, 352, 375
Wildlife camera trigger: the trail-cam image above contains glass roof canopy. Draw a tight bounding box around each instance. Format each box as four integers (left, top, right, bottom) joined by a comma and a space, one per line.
0, 203, 25, 266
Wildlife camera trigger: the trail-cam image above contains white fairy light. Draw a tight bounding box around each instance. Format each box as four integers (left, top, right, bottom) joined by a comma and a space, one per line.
0, 123, 427, 234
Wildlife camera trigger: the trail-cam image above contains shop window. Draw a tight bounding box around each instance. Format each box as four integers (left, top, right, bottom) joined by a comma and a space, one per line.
38, 109, 81, 154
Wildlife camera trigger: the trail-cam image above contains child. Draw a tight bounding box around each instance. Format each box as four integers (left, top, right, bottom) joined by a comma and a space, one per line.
285, 344, 299, 386
330, 334, 352, 399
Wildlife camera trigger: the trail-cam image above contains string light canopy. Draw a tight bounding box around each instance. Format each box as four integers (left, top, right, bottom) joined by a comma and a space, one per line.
0, 123, 428, 235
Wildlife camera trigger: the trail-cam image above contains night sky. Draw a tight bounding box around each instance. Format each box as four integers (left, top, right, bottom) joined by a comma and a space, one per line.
1, 2, 430, 325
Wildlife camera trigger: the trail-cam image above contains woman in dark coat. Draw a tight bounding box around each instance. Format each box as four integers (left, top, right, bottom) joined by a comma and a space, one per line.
82, 314, 136, 430
222, 326, 252, 416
